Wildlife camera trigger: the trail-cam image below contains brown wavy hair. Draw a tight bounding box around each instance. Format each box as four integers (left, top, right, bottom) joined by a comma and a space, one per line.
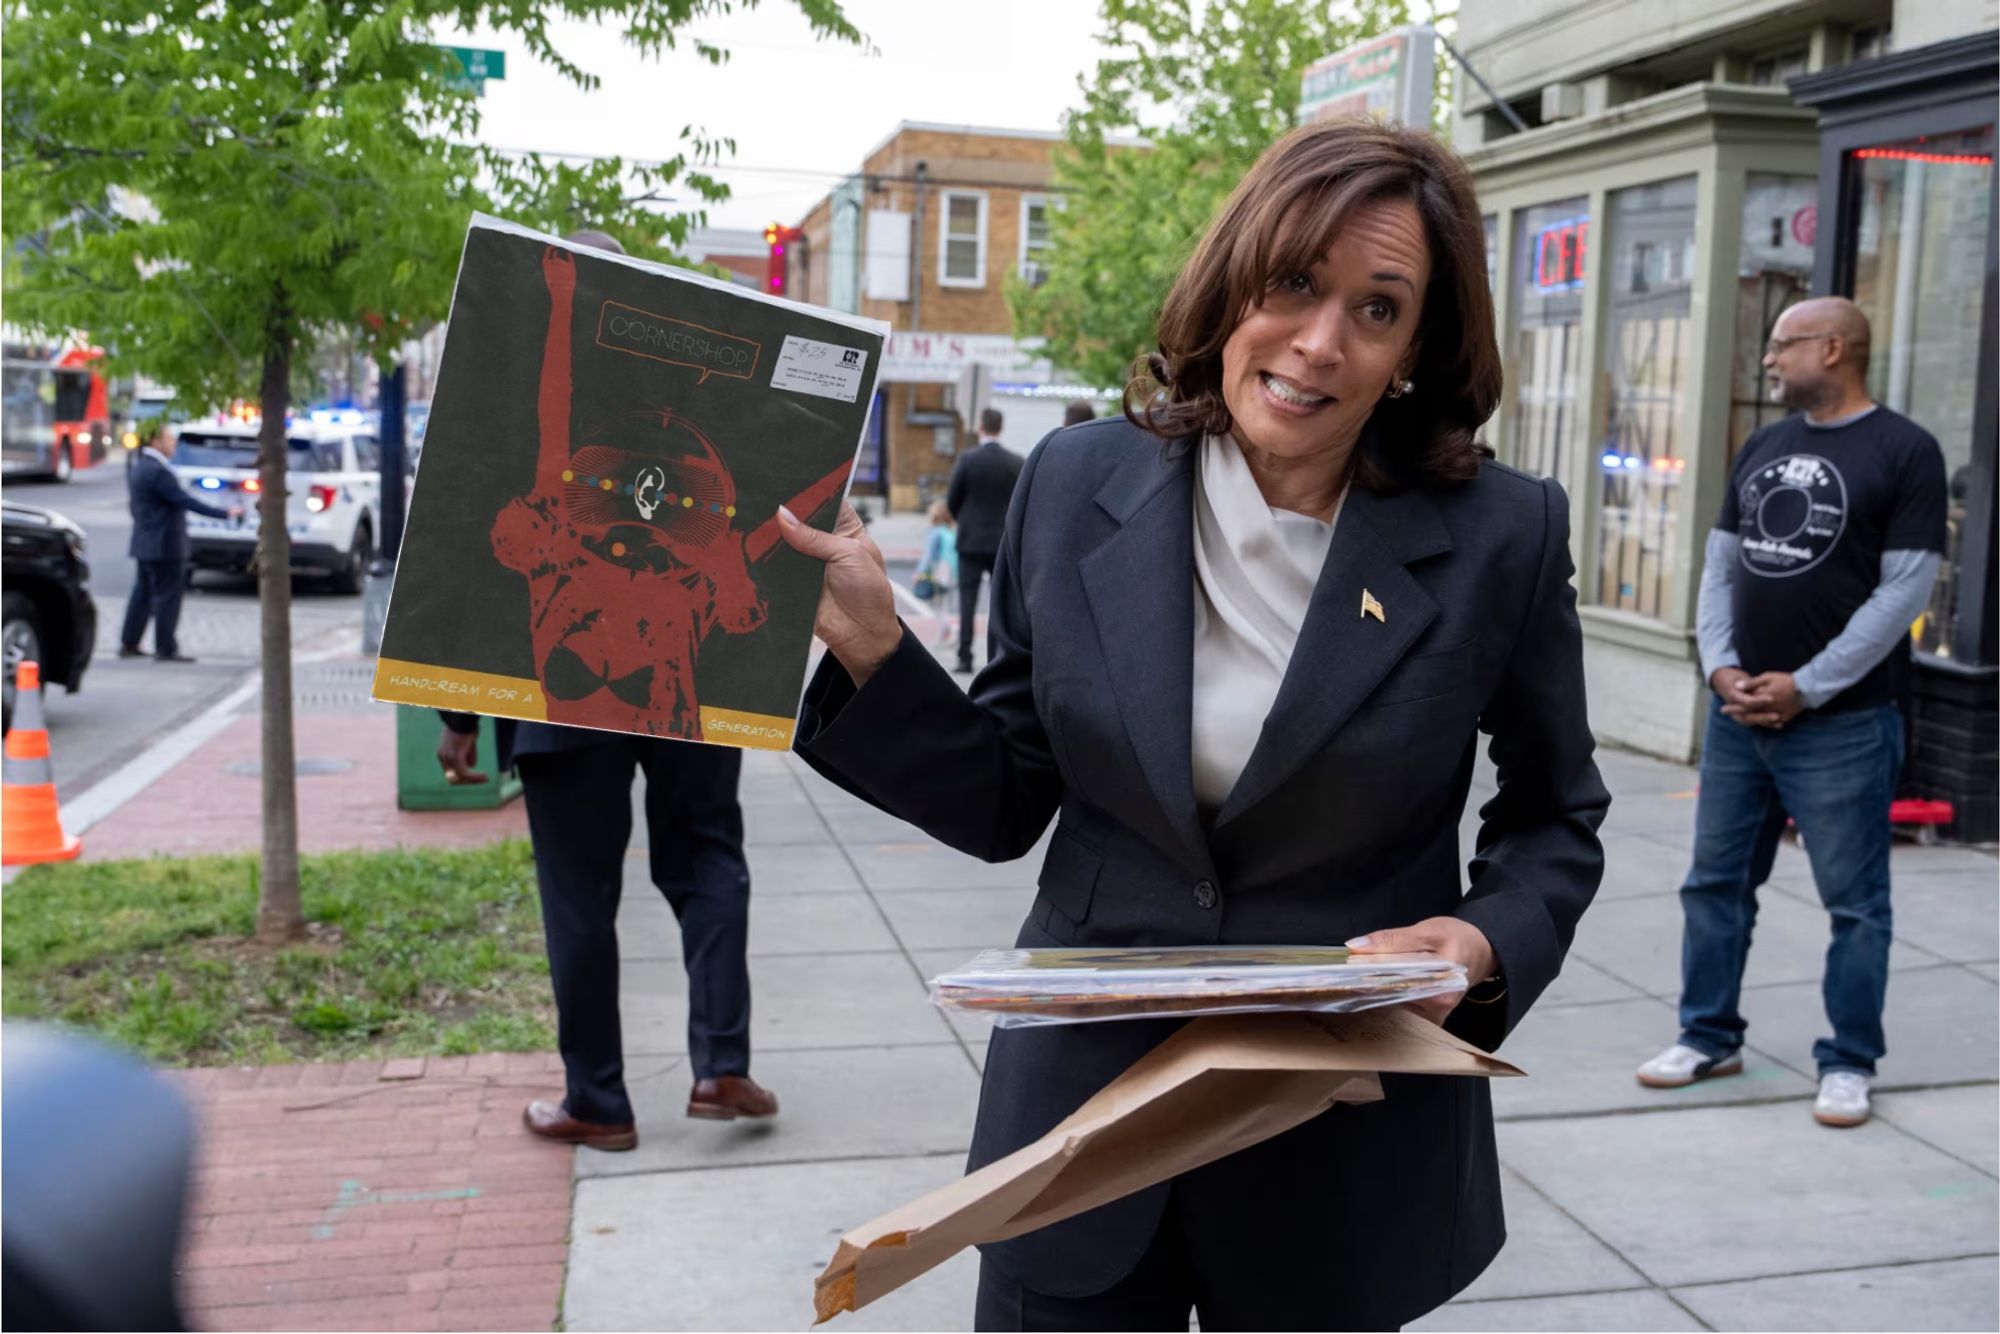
1125, 118, 1501, 491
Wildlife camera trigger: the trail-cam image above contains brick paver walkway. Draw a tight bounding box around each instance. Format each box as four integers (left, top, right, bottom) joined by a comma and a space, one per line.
84, 710, 526, 861
165, 1053, 572, 1332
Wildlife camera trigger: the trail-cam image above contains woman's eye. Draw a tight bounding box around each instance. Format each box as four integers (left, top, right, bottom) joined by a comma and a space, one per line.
1362, 297, 1397, 323
1279, 272, 1313, 295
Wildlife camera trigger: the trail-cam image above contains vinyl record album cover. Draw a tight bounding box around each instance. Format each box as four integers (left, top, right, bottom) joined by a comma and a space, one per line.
374, 216, 888, 750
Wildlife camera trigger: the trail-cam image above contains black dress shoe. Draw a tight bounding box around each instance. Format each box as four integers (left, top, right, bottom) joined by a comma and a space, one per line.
118, 645, 146, 658
154, 653, 198, 663
522, 1098, 637, 1150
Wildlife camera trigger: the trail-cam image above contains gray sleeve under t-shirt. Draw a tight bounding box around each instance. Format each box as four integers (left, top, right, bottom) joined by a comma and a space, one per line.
1695, 532, 1939, 709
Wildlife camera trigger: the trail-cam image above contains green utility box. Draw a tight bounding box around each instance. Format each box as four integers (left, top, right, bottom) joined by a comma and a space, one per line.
394, 705, 522, 810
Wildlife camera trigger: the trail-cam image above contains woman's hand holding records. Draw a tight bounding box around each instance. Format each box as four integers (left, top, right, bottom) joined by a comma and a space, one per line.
777, 500, 903, 687
1346, 917, 1498, 1026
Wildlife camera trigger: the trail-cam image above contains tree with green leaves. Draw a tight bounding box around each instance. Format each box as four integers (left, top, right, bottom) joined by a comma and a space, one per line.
1012, 0, 1453, 388
3, 0, 856, 943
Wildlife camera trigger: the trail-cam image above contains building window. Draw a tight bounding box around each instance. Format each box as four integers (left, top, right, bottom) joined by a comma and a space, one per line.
1730, 173, 1818, 458
1019, 196, 1052, 287
1850, 23, 1892, 62
1850, 125, 1995, 658
1506, 197, 1589, 484
1749, 49, 1808, 87
1481, 213, 1497, 293
1591, 175, 1697, 619
938, 191, 987, 288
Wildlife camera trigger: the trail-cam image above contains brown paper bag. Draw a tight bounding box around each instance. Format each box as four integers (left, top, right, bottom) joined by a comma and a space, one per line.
814, 1007, 1521, 1323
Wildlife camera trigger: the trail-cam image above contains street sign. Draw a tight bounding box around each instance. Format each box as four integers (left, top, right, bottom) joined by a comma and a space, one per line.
1299, 25, 1437, 128
437, 45, 506, 95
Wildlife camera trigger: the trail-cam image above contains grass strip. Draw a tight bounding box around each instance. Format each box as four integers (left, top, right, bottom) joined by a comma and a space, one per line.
2, 840, 554, 1067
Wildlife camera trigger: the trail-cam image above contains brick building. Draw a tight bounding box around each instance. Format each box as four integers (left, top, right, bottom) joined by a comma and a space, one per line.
786, 122, 1145, 512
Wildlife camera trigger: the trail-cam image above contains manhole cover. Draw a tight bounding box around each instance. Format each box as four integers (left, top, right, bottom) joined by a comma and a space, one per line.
225, 758, 355, 778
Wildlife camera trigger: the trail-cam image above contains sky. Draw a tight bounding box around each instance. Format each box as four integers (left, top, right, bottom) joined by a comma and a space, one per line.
448, 0, 1111, 238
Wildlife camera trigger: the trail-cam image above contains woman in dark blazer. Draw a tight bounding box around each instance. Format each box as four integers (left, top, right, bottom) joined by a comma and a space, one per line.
776, 120, 1609, 1332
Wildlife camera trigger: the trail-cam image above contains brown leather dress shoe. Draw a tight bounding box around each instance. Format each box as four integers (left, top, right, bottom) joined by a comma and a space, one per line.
521, 1098, 637, 1151
687, 1074, 778, 1120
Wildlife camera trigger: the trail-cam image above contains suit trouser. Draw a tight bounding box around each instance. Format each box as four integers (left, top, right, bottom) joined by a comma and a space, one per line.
973, 1182, 1404, 1332
120, 557, 188, 657
957, 553, 994, 668
517, 739, 750, 1126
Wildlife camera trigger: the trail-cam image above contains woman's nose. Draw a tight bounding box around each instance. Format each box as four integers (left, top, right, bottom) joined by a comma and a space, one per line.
1290, 304, 1345, 366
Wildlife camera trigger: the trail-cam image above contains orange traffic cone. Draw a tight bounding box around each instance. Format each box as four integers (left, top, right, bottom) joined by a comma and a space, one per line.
3, 661, 81, 865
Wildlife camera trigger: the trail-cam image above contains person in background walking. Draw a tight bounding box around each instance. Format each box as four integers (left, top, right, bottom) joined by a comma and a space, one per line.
1062, 399, 1096, 428
944, 407, 1023, 674
916, 498, 958, 646
120, 419, 238, 664
1638, 297, 1947, 1130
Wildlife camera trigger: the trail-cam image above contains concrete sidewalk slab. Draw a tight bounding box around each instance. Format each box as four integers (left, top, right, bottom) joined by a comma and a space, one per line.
1454, 1169, 1648, 1301
741, 841, 864, 894
1671, 1255, 2000, 1331
1500, 1100, 1999, 1287
572, 1044, 978, 1181
1875, 1085, 2000, 1175
616, 889, 902, 960
872, 886, 1040, 951
1737, 964, 2000, 1085
1772, 866, 2000, 966
1567, 887, 1945, 998
1490, 997, 1816, 1120
838, 840, 1045, 892
565, 1153, 979, 1332
1534, 955, 1653, 1009
617, 953, 957, 1058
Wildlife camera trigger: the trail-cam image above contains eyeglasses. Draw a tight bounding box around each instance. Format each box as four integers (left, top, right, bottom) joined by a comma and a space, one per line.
1765, 333, 1837, 357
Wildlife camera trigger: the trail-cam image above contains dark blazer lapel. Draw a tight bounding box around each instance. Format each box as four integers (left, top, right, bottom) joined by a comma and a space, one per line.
1077, 445, 1212, 871
1214, 484, 1452, 830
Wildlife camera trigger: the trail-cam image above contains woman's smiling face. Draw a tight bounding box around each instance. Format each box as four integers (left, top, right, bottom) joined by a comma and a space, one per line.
1219, 196, 1432, 464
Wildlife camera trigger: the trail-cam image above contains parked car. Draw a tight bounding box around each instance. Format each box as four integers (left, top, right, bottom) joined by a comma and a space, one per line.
171, 417, 388, 593
2, 500, 96, 732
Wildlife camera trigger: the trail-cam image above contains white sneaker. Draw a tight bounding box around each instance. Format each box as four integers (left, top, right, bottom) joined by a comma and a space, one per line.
1814, 1071, 1872, 1127
1636, 1043, 1744, 1088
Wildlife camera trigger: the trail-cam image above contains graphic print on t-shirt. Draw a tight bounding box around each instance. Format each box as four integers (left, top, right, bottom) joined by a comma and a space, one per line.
1736, 453, 1848, 578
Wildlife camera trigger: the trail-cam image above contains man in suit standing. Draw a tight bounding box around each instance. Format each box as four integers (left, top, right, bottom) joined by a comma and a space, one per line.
431, 227, 776, 1155
119, 420, 237, 663
944, 407, 1024, 674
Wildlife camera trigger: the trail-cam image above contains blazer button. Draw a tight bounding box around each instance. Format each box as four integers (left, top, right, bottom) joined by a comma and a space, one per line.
1193, 879, 1218, 910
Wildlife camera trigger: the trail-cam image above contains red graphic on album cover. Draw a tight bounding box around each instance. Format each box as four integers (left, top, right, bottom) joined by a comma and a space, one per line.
489, 247, 850, 738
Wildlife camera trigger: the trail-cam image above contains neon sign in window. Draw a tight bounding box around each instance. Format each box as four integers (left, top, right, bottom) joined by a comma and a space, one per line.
1534, 217, 1589, 292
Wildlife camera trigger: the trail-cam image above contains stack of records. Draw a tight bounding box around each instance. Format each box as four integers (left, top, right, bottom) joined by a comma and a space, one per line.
930, 946, 1467, 1028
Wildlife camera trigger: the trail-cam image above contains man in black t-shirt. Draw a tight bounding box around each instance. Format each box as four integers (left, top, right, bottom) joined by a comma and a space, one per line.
1637, 298, 1946, 1130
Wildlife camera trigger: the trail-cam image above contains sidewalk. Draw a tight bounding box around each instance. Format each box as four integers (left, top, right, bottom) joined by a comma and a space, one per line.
564, 638, 2000, 1332
62, 641, 1999, 1331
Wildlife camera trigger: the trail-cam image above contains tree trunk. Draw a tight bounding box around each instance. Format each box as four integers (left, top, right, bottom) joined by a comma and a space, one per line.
255, 298, 305, 945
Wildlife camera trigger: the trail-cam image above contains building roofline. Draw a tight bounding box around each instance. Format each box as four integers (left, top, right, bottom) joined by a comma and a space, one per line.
860, 119, 1150, 163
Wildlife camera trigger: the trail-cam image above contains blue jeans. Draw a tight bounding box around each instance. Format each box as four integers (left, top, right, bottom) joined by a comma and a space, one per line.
1678, 697, 1903, 1076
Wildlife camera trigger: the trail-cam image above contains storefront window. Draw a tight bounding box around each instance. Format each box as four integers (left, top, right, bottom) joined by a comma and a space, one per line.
1507, 198, 1588, 482
1851, 125, 1995, 658
1591, 177, 1696, 618
1730, 174, 1817, 456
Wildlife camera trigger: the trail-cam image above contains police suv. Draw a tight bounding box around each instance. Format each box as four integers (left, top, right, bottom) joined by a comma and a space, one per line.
173, 413, 387, 593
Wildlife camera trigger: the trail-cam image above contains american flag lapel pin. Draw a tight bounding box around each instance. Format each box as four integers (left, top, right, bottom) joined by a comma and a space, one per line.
1361, 589, 1386, 623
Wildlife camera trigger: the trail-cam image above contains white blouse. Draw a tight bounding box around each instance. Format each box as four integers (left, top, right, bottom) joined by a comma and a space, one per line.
1190, 434, 1344, 812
